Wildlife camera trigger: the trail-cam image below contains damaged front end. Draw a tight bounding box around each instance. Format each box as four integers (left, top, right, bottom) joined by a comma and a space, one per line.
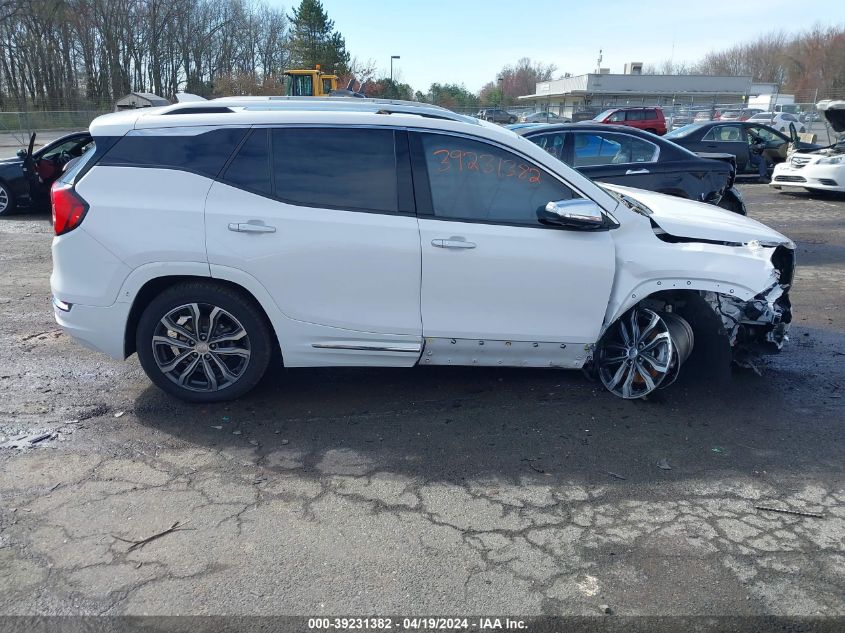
703, 244, 794, 354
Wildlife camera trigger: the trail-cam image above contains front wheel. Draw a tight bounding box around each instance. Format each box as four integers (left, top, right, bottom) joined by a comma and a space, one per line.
0, 181, 16, 216
595, 307, 693, 399
136, 282, 272, 402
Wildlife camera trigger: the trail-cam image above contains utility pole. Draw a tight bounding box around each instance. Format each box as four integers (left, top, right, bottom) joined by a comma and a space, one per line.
390, 55, 400, 83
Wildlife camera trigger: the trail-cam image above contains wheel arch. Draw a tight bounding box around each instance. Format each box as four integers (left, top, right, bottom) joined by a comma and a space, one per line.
124, 275, 281, 361
602, 288, 733, 379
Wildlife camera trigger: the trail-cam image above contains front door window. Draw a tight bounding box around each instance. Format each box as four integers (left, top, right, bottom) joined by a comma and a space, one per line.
417, 133, 577, 226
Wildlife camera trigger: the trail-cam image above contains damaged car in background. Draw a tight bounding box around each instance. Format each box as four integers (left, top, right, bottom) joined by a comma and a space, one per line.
50, 97, 794, 402
511, 122, 748, 214
771, 100, 845, 194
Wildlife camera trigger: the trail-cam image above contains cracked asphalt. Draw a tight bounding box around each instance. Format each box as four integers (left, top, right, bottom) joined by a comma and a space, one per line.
0, 183, 843, 617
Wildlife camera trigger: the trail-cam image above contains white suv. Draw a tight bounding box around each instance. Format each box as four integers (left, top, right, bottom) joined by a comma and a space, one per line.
51, 97, 795, 401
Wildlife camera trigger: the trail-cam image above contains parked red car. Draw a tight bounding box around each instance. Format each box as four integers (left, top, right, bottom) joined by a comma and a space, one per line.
590, 107, 667, 135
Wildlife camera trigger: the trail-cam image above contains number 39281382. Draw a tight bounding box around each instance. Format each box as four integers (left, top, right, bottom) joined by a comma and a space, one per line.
432, 149, 541, 184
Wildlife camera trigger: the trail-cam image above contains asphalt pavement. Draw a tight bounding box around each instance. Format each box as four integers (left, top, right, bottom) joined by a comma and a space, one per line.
0, 183, 843, 620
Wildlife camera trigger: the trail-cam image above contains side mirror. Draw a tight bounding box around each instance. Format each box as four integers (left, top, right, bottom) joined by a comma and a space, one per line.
16, 148, 27, 159
539, 199, 605, 230
788, 122, 798, 142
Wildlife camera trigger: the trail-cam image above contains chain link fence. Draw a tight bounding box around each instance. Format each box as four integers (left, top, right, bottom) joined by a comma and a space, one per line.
0, 109, 111, 152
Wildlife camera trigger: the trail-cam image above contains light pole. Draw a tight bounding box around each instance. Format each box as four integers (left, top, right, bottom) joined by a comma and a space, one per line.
390, 55, 400, 83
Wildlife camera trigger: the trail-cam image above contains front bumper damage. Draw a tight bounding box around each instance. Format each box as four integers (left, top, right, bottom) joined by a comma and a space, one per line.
704, 245, 795, 354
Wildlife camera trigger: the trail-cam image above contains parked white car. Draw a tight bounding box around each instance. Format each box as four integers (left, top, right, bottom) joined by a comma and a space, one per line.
51, 97, 795, 402
519, 111, 571, 123
771, 100, 845, 193
747, 111, 806, 134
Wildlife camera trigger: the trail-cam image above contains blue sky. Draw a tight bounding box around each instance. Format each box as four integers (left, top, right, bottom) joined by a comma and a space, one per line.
271, 0, 844, 92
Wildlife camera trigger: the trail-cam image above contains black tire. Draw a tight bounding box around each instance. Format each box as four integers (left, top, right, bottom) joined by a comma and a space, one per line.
716, 192, 747, 215
509, 117, 516, 124
0, 181, 16, 216
136, 281, 273, 403
645, 128, 658, 135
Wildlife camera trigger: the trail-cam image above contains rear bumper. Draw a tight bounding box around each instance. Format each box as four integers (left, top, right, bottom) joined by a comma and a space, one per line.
53, 299, 130, 360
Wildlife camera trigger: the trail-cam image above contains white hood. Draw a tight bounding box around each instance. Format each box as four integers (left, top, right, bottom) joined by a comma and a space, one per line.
604, 184, 794, 247
817, 100, 845, 135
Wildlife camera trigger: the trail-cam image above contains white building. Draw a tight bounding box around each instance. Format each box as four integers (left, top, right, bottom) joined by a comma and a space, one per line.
518, 72, 778, 119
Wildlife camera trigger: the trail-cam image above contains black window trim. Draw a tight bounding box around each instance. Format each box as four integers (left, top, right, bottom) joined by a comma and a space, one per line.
408, 129, 613, 231
217, 127, 272, 199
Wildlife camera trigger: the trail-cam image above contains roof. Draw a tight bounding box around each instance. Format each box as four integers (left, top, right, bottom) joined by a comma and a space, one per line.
117, 92, 170, 106
90, 96, 483, 136
519, 73, 756, 101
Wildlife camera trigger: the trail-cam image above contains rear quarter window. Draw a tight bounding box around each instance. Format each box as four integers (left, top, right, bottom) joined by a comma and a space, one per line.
100, 127, 248, 179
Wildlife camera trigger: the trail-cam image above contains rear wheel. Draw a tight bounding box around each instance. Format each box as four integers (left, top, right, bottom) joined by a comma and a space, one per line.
0, 182, 16, 216
595, 307, 693, 399
136, 282, 272, 402
645, 128, 658, 135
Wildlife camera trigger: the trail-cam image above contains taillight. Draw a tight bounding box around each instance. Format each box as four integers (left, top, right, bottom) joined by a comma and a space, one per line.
51, 182, 88, 236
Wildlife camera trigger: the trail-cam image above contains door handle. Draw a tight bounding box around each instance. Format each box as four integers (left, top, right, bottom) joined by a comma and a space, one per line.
228, 222, 276, 234
432, 237, 476, 249
625, 168, 650, 175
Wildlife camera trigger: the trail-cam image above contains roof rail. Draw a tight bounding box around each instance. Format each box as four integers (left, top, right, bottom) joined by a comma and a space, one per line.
157, 96, 479, 125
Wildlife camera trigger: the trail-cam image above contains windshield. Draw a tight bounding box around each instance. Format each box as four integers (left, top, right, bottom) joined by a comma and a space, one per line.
284, 74, 312, 96
592, 109, 616, 121
665, 123, 705, 138
749, 113, 772, 120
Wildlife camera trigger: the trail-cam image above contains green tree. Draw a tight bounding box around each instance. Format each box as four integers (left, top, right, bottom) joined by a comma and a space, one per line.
287, 0, 350, 75
365, 77, 413, 100
421, 83, 478, 110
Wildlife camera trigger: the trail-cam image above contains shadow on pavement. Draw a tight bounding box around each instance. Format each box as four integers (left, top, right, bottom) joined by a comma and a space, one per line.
131, 351, 843, 487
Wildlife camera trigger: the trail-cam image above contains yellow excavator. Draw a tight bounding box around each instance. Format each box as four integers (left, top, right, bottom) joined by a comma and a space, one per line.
283, 65, 338, 97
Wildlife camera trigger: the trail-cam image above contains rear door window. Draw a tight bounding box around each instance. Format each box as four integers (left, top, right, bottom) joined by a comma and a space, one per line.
702, 125, 743, 142
626, 110, 645, 121
271, 127, 398, 213
572, 132, 659, 166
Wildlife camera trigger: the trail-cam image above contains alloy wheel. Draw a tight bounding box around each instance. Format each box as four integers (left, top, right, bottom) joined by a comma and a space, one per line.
0, 186, 9, 213
596, 307, 683, 399
152, 302, 251, 392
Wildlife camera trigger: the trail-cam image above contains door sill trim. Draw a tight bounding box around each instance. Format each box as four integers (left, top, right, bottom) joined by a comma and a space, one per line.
312, 342, 422, 353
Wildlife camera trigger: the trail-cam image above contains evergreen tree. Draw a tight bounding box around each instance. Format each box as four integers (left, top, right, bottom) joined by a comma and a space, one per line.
287, 0, 350, 75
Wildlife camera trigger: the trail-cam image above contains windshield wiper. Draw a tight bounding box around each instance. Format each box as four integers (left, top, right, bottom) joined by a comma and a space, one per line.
600, 186, 652, 218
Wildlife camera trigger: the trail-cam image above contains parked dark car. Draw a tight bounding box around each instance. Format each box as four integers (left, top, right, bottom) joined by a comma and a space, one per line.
476, 108, 517, 124
589, 107, 667, 135
0, 131, 93, 215
664, 121, 821, 174
510, 123, 746, 214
